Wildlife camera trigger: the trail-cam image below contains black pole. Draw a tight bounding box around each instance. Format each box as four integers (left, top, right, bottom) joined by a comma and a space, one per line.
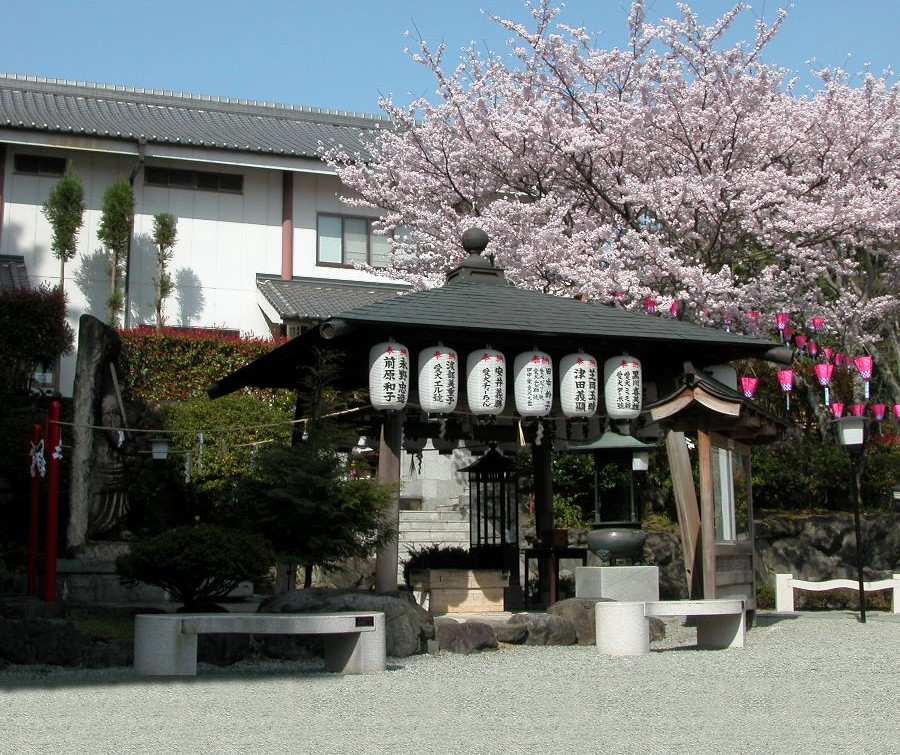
850, 450, 867, 623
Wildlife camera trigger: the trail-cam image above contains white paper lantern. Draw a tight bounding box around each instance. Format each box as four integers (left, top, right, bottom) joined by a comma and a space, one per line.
466, 349, 506, 415
368, 341, 410, 411
559, 352, 599, 418
603, 355, 642, 420
514, 350, 553, 416
418, 345, 459, 414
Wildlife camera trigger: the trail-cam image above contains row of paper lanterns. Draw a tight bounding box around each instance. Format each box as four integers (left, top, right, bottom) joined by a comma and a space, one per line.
368, 341, 642, 420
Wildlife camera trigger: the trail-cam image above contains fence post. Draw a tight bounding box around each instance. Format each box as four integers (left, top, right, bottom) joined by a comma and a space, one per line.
774, 573, 794, 612
27, 423, 43, 595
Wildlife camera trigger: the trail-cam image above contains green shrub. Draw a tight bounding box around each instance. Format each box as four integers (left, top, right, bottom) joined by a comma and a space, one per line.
116, 524, 275, 608
401, 543, 476, 586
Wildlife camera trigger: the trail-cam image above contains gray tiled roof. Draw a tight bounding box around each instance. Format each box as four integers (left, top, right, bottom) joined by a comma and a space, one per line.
210, 277, 791, 396
0, 74, 387, 159
257, 276, 409, 320
0, 255, 29, 293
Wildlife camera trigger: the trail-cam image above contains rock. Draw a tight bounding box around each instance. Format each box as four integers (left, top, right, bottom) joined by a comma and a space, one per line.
507, 613, 577, 645
547, 597, 609, 645
494, 620, 528, 644
434, 620, 498, 654
649, 617, 666, 642
258, 588, 428, 657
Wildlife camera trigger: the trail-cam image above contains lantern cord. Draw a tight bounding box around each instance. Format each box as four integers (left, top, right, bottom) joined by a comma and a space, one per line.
534, 421, 544, 447
516, 420, 526, 447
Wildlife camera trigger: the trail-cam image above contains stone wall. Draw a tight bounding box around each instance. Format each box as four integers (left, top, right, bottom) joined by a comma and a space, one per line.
641, 513, 900, 603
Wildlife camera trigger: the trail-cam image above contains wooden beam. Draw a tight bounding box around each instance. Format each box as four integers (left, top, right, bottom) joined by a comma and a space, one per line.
697, 429, 717, 599
375, 411, 403, 593
665, 431, 703, 598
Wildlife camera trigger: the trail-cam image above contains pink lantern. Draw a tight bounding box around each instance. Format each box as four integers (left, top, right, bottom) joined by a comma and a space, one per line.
746, 311, 760, 325
418, 346, 459, 415
783, 325, 795, 341
808, 341, 819, 357
466, 349, 506, 415
559, 352, 599, 418
850, 403, 866, 417
831, 402, 844, 419
775, 312, 790, 335
834, 352, 846, 367
793, 334, 808, 351
777, 369, 794, 410
814, 362, 835, 406
812, 316, 825, 332
368, 341, 410, 411
894, 404, 900, 420
644, 296, 658, 315
823, 347, 833, 362
514, 350, 553, 417
740, 376, 759, 399
669, 301, 680, 318
871, 403, 886, 421
613, 291, 625, 307
854, 355, 874, 399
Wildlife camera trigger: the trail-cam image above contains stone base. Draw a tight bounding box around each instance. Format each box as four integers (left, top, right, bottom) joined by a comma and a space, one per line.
410, 569, 509, 613
575, 565, 660, 603
56, 558, 169, 604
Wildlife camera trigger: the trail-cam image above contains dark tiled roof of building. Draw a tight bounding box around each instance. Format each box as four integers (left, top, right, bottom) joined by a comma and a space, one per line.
0, 255, 29, 293
257, 276, 409, 320
0, 74, 387, 159
210, 277, 791, 396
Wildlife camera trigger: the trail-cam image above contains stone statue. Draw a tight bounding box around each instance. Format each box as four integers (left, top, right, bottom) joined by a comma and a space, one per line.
87, 394, 133, 539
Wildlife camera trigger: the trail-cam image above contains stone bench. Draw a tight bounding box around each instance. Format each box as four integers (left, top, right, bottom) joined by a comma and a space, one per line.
774, 573, 900, 613
134, 611, 386, 675
595, 599, 745, 656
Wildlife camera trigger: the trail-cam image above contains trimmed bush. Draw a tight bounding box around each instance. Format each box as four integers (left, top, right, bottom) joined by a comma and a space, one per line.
116, 524, 274, 608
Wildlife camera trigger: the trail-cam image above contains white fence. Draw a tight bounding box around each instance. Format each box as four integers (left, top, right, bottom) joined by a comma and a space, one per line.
774, 573, 900, 613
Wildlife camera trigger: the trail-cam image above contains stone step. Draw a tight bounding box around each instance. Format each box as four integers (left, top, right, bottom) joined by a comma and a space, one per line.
400, 510, 468, 522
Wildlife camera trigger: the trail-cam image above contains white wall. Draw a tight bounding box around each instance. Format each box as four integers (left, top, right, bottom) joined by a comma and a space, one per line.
2, 144, 387, 395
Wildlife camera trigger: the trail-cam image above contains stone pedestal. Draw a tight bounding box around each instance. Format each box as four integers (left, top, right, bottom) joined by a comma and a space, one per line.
410, 569, 509, 613
575, 565, 660, 603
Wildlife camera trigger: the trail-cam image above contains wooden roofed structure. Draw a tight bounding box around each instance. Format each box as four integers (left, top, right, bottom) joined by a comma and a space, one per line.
209, 229, 793, 598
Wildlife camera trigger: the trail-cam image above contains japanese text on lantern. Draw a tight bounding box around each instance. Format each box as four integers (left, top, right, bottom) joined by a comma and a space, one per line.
381, 350, 408, 403
616, 362, 641, 411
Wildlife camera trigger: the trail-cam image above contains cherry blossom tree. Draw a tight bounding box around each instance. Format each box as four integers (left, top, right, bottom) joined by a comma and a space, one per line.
326, 1, 900, 400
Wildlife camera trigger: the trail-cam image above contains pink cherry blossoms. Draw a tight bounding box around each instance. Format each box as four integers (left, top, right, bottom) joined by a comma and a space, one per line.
326, 0, 900, 399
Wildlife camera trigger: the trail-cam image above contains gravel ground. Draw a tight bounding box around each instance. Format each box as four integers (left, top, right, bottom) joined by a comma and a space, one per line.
2, 611, 898, 755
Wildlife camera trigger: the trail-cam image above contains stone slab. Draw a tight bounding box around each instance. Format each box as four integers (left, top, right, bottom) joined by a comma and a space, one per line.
575, 565, 660, 603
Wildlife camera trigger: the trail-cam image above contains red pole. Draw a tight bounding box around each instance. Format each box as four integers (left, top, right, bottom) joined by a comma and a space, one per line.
44, 401, 61, 603
27, 423, 43, 595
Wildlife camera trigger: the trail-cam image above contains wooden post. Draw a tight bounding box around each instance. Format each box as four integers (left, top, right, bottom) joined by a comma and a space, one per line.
44, 401, 62, 603
531, 430, 555, 603
697, 429, 717, 599
665, 431, 703, 598
374, 411, 403, 593
27, 424, 43, 595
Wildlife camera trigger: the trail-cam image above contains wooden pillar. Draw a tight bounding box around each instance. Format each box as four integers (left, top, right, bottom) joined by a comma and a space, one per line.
665, 430, 703, 598
531, 431, 554, 602
281, 171, 293, 280
374, 411, 403, 593
697, 429, 717, 599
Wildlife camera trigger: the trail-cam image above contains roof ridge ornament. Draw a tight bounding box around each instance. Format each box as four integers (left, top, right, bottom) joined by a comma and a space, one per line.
445, 228, 508, 286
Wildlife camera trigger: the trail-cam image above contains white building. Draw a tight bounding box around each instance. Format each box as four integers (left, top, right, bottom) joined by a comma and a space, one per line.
0, 74, 470, 566
0, 73, 408, 394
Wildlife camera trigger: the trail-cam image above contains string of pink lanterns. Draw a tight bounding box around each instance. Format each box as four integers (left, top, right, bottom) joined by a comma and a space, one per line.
731, 312, 897, 432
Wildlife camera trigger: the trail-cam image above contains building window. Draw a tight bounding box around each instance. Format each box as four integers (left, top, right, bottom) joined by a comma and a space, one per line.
145, 166, 243, 193
317, 214, 390, 269
14, 154, 66, 177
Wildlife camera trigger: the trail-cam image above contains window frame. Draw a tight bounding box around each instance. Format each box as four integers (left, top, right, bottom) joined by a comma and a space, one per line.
13, 153, 66, 177
144, 165, 243, 194
316, 213, 390, 269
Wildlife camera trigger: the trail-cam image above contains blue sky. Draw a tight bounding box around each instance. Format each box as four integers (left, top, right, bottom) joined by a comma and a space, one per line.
1, 1, 896, 115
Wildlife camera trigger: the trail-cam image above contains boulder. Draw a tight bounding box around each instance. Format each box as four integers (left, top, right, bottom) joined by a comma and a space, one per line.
258, 588, 428, 657
493, 620, 528, 645
547, 597, 608, 645
434, 620, 498, 654
507, 613, 577, 645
